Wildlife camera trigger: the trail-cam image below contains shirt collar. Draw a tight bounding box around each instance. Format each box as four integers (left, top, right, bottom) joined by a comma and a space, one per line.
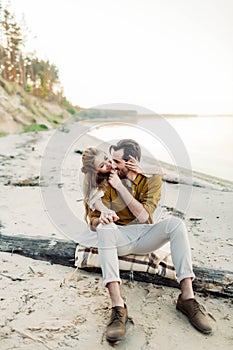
131, 174, 143, 186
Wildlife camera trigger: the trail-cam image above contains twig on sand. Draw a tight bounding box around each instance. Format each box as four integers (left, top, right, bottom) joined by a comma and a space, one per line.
67, 266, 79, 282
28, 266, 36, 274
13, 328, 53, 350
0, 273, 26, 282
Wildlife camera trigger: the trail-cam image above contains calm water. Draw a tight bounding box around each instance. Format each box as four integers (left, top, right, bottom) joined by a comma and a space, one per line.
88, 116, 233, 182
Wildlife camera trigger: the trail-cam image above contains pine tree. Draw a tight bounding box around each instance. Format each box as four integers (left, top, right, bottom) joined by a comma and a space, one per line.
0, 6, 23, 82
0, 2, 67, 104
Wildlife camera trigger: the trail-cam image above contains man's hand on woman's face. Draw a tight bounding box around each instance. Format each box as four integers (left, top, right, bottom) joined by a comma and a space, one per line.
125, 155, 143, 174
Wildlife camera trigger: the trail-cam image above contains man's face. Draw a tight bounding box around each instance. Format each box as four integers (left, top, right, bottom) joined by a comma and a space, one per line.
110, 148, 128, 178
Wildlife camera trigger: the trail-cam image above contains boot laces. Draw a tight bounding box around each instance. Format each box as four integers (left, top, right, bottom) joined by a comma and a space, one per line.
191, 299, 205, 316
109, 307, 124, 325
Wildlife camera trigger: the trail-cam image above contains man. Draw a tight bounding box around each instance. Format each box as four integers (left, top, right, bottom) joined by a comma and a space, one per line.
89, 139, 212, 342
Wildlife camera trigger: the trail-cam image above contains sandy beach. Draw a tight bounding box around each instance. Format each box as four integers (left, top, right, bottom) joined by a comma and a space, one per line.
0, 123, 233, 349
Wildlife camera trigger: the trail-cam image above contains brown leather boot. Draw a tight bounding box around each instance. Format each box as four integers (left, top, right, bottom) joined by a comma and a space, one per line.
176, 294, 212, 334
106, 304, 128, 342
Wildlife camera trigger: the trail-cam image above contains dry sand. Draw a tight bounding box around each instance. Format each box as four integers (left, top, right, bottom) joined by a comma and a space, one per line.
0, 124, 233, 349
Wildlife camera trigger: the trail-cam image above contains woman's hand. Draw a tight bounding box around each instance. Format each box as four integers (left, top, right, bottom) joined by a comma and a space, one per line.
99, 209, 119, 224
108, 170, 122, 190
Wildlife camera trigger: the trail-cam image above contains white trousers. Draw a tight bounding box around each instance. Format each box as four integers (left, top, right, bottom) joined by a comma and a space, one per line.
96, 216, 195, 286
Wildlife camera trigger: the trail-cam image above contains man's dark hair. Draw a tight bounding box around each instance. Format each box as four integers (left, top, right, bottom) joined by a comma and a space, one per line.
109, 139, 141, 161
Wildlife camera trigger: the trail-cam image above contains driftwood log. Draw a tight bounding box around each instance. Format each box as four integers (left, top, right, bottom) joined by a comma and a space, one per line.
0, 233, 232, 299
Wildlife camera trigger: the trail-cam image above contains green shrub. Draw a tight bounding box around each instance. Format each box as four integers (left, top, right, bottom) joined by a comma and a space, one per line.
66, 107, 77, 115
0, 131, 7, 137
23, 124, 49, 133
26, 84, 32, 93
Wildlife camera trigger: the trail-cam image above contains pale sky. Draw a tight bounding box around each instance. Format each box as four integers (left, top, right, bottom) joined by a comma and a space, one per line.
2, 0, 233, 114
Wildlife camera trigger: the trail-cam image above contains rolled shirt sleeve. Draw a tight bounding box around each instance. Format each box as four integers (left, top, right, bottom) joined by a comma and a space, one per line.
137, 175, 162, 222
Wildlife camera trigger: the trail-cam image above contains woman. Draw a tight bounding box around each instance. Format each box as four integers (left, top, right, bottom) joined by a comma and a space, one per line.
81, 146, 164, 225
81, 147, 119, 224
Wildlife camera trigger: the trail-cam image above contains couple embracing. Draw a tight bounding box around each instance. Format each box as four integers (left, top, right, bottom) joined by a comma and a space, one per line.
78, 139, 212, 343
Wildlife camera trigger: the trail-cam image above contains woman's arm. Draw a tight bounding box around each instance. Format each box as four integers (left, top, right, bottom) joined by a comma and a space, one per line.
93, 198, 119, 225
93, 198, 111, 212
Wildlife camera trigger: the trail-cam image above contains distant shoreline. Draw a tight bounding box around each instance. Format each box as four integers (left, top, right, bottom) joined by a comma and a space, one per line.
77, 119, 233, 191
77, 108, 233, 120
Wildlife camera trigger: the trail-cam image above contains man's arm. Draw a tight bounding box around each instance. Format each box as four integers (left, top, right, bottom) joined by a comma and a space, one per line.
108, 172, 162, 224
118, 184, 149, 223
139, 175, 162, 220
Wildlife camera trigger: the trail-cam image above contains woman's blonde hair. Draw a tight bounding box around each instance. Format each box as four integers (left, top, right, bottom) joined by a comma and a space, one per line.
81, 147, 104, 223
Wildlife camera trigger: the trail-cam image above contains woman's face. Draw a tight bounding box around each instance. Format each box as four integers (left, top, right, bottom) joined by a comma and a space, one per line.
94, 152, 113, 174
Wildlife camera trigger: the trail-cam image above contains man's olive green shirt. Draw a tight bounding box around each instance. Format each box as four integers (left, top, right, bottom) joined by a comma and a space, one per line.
89, 174, 162, 227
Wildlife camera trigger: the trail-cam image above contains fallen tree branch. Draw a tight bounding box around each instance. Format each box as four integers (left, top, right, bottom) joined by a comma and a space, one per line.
0, 233, 232, 298
0, 272, 26, 281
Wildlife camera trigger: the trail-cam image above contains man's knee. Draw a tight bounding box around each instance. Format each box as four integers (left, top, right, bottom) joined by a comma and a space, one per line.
96, 222, 118, 233
166, 216, 187, 237
96, 222, 118, 250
